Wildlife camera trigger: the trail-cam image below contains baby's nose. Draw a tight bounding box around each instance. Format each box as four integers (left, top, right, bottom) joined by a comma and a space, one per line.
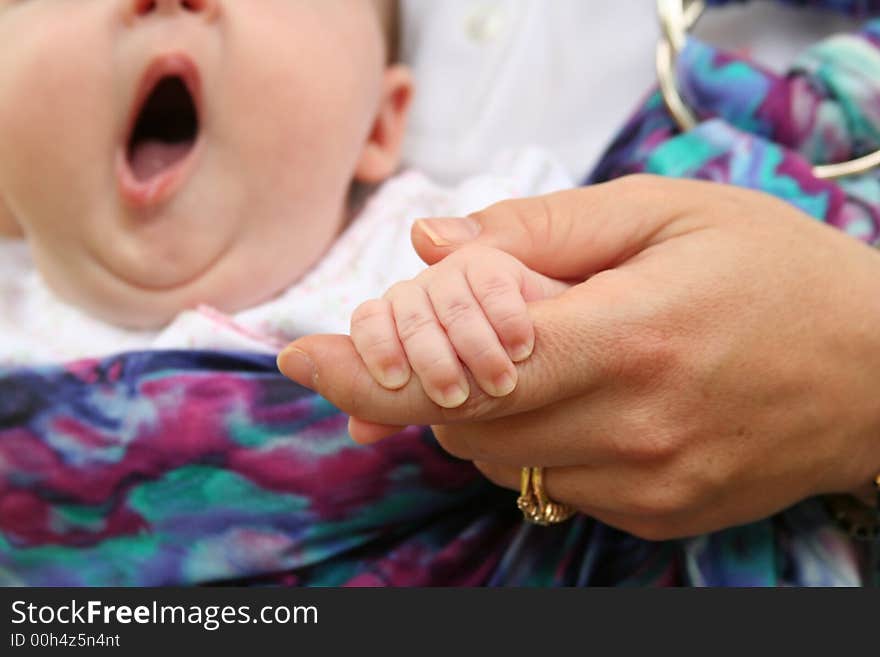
131, 0, 216, 17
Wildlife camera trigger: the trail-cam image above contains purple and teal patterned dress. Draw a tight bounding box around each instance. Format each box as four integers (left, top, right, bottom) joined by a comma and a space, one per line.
2, 0, 878, 586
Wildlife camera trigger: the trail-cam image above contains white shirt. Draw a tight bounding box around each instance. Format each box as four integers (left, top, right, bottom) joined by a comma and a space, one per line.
401, 0, 860, 183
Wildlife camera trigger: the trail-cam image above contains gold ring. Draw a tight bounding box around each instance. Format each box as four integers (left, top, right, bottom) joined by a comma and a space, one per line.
517, 467, 576, 526
656, 0, 880, 179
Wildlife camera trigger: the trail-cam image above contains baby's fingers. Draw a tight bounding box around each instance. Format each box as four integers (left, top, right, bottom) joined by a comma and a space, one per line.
428, 271, 518, 398
467, 263, 535, 363
387, 282, 470, 409
350, 298, 411, 390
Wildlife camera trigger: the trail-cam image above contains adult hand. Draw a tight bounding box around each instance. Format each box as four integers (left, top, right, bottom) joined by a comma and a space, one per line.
279, 175, 880, 540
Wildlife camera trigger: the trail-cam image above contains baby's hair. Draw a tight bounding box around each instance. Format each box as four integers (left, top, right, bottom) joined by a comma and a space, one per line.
373, 0, 399, 63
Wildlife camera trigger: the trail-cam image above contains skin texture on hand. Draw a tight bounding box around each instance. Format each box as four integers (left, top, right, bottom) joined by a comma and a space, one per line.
279, 175, 880, 540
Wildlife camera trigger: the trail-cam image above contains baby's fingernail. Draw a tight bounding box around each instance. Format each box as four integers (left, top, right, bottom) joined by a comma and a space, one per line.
277, 347, 317, 388
438, 382, 469, 409
416, 218, 482, 247
489, 371, 517, 397
509, 342, 534, 363
380, 364, 410, 390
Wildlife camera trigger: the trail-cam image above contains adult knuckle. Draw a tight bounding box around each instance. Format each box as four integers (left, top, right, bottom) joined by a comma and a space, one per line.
632, 329, 680, 375
598, 319, 682, 386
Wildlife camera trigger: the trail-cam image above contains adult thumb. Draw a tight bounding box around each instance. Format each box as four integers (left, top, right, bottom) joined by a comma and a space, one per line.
412, 175, 697, 280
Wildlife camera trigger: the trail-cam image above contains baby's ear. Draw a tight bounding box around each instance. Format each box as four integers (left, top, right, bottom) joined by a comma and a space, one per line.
0, 196, 22, 238
354, 65, 414, 184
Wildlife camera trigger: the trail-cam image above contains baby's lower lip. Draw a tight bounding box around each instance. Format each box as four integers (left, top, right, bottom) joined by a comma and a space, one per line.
116, 139, 202, 209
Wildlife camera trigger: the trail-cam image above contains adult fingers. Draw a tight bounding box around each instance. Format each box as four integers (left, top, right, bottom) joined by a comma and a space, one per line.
411, 175, 712, 279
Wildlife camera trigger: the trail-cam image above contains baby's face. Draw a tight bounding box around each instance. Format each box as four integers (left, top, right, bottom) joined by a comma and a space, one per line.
0, 0, 410, 328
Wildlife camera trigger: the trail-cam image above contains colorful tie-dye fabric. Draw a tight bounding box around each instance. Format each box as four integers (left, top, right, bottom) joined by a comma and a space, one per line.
1, 0, 878, 586
0, 352, 862, 586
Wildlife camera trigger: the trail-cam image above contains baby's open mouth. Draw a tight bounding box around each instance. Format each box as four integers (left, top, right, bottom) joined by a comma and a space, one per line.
127, 75, 199, 183
118, 55, 203, 208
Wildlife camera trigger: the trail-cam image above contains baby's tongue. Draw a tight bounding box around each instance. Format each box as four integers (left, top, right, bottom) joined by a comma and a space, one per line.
129, 139, 193, 182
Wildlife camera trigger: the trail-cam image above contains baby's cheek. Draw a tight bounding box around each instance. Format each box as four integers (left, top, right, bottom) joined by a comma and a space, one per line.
0, 47, 114, 224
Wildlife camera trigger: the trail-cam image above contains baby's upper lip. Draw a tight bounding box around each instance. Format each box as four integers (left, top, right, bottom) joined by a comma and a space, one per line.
118, 53, 204, 209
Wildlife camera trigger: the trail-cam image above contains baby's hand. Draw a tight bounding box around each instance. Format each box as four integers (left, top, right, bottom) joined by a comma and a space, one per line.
350, 245, 570, 409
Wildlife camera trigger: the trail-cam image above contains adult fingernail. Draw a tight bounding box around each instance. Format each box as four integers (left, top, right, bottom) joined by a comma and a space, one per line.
416, 217, 482, 247
380, 364, 410, 390
277, 347, 317, 389
438, 382, 469, 409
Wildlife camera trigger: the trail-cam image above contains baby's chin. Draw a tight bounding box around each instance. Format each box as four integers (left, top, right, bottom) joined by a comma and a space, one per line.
32, 200, 344, 331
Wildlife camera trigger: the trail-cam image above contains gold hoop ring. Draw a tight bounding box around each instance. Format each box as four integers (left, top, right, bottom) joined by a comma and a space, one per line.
656, 0, 880, 179
517, 467, 576, 526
